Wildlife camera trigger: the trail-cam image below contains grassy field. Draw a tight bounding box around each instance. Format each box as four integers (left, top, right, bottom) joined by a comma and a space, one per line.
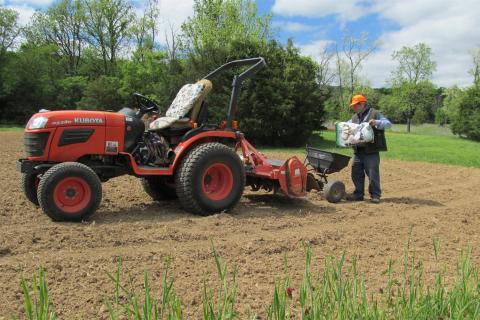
265, 124, 480, 168
0, 124, 23, 131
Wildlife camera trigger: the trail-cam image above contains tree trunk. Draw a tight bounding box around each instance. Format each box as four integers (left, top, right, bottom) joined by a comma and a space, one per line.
407, 118, 411, 133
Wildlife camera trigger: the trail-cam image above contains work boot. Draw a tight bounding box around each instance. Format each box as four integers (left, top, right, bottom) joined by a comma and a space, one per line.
346, 193, 364, 201
370, 197, 380, 204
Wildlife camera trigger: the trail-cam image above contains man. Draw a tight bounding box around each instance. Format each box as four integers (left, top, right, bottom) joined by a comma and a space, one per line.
346, 94, 391, 204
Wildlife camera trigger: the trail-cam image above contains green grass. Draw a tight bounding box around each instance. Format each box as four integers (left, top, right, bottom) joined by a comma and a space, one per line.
316, 130, 480, 168
263, 126, 480, 168
21, 268, 56, 320
390, 123, 455, 136
0, 124, 23, 131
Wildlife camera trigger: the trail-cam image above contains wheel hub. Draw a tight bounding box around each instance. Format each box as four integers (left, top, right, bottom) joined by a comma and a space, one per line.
65, 188, 76, 198
53, 177, 92, 213
202, 163, 234, 201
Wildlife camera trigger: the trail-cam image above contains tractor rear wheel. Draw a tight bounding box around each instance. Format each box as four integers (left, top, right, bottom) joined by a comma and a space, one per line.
324, 180, 345, 203
175, 142, 245, 215
22, 173, 40, 206
37, 162, 102, 221
141, 176, 177, 201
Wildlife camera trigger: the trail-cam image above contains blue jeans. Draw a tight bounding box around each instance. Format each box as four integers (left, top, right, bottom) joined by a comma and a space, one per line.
351, 151, 381, 199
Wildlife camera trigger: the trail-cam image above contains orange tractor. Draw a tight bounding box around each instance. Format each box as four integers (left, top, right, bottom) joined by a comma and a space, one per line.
17, 57, 350, 221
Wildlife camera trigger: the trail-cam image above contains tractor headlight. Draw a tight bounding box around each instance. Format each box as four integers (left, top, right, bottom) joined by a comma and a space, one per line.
28, 116, 48, 129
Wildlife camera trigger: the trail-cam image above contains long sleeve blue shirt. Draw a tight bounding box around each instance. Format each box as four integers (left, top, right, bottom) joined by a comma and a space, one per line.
348, 108, 392, 130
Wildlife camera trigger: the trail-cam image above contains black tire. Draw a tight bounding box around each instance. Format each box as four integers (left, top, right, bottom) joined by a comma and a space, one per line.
141, 176, 177, 201
324, 180, 346, 203
37, 162, 102, 222
175, 142, 245, 215
22, 173, 40, 206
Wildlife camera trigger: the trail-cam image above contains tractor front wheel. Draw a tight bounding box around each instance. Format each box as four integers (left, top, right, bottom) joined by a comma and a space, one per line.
324, 180, 346, 203
37, 162, 102, 221
22, 173, 41, 206
175, 142, 245, 215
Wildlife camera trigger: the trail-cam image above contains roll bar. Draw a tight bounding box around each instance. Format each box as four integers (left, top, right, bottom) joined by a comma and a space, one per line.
203, 57, 266, 129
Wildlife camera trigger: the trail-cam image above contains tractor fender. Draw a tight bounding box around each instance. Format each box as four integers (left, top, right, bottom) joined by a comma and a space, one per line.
170, 130, 238, 171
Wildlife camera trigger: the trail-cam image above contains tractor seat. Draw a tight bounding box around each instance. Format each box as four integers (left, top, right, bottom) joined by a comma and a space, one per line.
149, 79, 212, 131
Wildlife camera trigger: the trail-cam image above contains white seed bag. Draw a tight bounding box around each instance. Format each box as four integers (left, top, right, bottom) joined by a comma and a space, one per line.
335, 122, 374, 147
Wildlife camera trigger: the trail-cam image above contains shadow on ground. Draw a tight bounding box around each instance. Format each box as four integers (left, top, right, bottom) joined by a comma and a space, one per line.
381, 197, 444, 207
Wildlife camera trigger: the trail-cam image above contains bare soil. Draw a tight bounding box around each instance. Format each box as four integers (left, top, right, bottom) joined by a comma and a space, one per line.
1, 131, 480, 319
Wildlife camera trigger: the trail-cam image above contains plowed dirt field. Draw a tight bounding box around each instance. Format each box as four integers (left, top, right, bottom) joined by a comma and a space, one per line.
1, 131, 480, 319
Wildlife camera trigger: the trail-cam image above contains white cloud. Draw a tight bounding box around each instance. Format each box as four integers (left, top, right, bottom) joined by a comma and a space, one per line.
5, 5, 38, 26
156, 0, 194, 45
272, 0, 370, 21
363, 0, 480, 87
133, 0, 194, 46
7, 0, 54, 7
298, 39, 333, 60
276, 0, 480, 87
281, 22, 317, 33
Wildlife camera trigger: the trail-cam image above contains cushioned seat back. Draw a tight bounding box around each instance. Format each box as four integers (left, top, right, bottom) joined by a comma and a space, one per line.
149, 79, 212, 131
165, 79, 212, 119
185, 79, 212, 122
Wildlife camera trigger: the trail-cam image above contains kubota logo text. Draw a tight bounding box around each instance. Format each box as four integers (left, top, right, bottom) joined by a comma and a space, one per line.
74, 117, 103, 124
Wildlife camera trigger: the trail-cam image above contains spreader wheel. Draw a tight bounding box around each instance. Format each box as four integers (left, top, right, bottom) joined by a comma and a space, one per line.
175, 142, 245, 215
324, 180, 345, 203
22, 173, 41, 206
37, 162, 102, 221
141, 176, 177, 201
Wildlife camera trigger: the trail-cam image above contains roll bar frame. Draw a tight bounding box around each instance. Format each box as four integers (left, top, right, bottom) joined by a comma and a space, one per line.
203, 57, 266, 129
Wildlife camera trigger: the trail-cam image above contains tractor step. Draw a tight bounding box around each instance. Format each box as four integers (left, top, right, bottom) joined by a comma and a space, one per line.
137, 165, 170, 171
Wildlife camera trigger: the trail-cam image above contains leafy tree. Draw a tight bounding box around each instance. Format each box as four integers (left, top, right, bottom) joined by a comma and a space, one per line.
435, 86, 460, 125
29, 0, 85, 75
77, 75, 124, 110
469, 48, 480, 89
181, 0, 272, 69
0, 7, 20, 114
118, 50, 186, 110
391, 43, 436, 86
328, 31, 377, 120
390, 43, 437, 132
0, 7, 20, 60
451, 86, 480, 141
82, 0, 134, 75
378, 93, 404, 123
1, 44, 64, 121
245, 41, 325, 146
394, 81, 437, 125
57, 76, 88, 108
180, 0, 325, 146
130, 0, 159, 63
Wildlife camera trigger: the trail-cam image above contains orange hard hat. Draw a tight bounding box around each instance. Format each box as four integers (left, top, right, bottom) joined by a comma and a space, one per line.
350, 95, 367, 107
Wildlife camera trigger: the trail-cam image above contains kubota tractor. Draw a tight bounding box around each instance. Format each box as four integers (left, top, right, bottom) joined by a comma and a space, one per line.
17, 57, 350, 222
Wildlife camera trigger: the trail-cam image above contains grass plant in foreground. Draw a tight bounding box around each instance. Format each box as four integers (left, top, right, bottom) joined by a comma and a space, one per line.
20, 242, 480, 319
20, 268, 56, 320
267, 244, 480, 319
103, 257, 182, 320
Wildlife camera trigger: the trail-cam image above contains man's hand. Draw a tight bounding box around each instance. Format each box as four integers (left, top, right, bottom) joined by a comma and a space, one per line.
369, 119, 377, 127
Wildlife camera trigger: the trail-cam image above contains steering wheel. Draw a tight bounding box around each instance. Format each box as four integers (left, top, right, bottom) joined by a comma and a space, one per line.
133, 93, 159, 114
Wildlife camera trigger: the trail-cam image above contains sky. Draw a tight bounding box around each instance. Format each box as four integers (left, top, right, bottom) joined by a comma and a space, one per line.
3, 0, 480, 88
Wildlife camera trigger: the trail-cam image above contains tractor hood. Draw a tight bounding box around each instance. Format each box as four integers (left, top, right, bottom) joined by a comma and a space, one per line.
26, 110, 124, 130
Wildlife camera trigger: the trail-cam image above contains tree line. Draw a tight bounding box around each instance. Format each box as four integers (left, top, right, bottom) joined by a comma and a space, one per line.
0, 0, 479, 143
